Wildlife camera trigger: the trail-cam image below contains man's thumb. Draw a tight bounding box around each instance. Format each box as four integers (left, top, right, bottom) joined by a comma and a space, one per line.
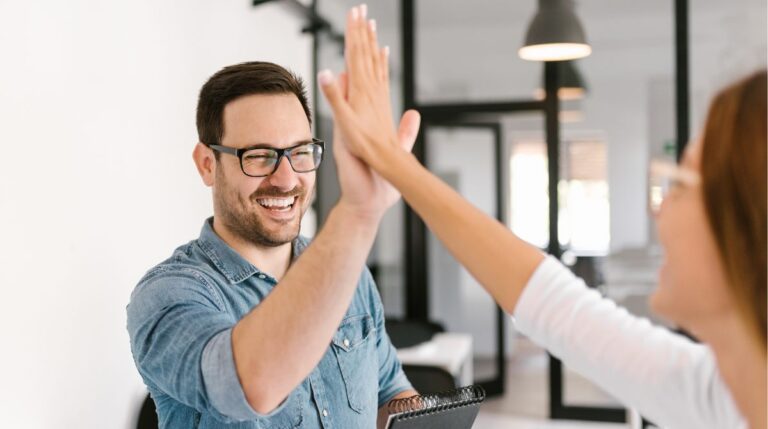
318, 69, 345, 114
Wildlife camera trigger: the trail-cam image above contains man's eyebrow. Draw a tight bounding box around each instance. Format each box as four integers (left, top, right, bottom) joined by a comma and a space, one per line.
240, 139, 315, 150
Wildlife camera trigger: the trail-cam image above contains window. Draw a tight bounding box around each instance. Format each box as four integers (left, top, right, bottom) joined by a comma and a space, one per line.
509, 138, 610, 254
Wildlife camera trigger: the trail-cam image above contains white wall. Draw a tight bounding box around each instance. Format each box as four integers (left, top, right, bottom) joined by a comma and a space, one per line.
0, 1, 310, 428
689, 0, 768, 133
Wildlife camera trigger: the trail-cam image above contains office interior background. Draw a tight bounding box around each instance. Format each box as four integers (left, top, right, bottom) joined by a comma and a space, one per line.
0, 0, 765, 428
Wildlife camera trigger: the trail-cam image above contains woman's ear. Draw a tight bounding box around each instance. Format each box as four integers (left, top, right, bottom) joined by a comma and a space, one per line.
193, 143, 216, 187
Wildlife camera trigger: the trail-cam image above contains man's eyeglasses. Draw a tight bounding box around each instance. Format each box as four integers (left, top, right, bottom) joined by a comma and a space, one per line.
206, 139, 325, 177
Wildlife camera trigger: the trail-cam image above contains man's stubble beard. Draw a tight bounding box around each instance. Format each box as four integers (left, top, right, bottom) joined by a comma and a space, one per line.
214, 168, 311, 248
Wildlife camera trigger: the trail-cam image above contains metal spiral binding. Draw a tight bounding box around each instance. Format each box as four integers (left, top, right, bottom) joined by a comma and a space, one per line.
387, 385, 486, 417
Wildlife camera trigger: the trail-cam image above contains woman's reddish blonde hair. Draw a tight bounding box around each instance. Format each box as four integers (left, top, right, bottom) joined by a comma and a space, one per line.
700, 70, 767, 345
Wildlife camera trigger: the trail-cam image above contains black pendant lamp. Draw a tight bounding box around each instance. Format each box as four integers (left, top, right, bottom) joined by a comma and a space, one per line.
534, 61, 588, 100
519, 0, 591, 62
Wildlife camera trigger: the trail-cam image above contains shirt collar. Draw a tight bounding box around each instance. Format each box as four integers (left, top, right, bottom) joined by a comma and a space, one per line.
197, 217, 309, 285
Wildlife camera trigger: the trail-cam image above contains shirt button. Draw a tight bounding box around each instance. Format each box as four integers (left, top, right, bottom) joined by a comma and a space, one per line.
343, 338, 350, 348
322, 409, 329, 417
258, 274, 266, 279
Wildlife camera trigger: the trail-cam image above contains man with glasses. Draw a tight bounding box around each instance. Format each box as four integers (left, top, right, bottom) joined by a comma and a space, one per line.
127, 61, 419, 428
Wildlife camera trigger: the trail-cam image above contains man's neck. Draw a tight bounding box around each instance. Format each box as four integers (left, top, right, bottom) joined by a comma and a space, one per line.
212, 218, 293, 280
697, 312, 767, 429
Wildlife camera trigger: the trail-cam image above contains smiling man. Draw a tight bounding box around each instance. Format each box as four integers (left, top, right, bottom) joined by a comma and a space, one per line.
126, 61, 418, 428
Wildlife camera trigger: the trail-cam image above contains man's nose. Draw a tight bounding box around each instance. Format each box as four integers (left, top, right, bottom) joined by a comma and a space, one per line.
266, 155, 299, 190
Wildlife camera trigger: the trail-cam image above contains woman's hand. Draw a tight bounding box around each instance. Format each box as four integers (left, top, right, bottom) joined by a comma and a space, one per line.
319, 5, 416, 169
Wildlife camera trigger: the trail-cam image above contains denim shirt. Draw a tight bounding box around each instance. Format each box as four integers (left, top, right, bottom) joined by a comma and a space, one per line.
126, 218, 412, 428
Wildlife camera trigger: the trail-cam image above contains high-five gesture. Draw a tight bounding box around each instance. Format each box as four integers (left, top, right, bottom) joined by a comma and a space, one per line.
327, 69, 420, 220
319, 4, 544, 315
319, 5, 415, 170
320, 4, 420, 221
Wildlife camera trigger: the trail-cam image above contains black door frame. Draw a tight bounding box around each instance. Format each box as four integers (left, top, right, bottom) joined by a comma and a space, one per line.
419, 120, 508, 396
401, 0, 555, 399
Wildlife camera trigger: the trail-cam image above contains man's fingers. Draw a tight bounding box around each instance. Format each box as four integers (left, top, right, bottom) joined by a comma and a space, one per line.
379, 46, 390, 83
318, 69, 351, 119
338, 71, 349, 100
319, 69, 369, 158
397, 109, 421, 152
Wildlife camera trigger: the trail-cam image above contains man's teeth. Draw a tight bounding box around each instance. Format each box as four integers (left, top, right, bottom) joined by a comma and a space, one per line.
257, 197, 296, 208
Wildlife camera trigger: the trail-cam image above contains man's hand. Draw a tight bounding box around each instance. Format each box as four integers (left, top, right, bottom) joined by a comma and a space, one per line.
377, 389, 419, 429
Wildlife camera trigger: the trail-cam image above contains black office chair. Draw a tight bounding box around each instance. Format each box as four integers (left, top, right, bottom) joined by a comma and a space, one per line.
385, 319, 445, 349
385, 318, 458, 393
402, 364, 457, 394
137, 393, 158, 429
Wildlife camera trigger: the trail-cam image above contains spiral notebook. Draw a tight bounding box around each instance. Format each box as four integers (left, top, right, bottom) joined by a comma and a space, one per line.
385, 385, 486, 429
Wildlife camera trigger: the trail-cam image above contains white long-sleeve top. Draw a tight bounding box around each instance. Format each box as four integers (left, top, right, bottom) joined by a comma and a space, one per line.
512, 256, 746, 429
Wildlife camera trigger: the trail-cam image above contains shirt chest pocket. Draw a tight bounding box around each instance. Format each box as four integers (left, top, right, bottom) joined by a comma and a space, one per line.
331, 314, 378, 413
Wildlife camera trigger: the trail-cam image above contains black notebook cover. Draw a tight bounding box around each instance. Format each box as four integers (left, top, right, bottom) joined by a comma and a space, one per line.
385, 385, 485, 429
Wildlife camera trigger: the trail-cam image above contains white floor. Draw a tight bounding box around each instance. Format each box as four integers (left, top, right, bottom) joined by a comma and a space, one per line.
473, 338, 629, 429
475, 414, 627, 429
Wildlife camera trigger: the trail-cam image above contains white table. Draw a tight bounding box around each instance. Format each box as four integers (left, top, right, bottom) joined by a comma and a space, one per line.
396, 332, 474, 387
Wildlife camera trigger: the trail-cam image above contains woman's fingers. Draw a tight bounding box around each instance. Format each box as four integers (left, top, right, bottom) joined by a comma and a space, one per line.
357, 5, 378, 82
346, 4, 386, 95
330, 4, 401, 161
366, 17, 381, 82
345, 7, 369, 88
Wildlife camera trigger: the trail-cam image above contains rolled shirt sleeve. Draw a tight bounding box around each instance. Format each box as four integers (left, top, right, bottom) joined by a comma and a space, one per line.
127, 268, 269, 423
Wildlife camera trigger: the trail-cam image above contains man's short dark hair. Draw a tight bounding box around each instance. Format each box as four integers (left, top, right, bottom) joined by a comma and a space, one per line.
196, 61, 311, 150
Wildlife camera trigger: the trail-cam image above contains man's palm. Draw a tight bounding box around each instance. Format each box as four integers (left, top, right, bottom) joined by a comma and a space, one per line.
333, 109, 420, 217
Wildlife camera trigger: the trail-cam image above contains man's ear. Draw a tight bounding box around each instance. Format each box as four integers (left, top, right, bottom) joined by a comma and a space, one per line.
192, 143, 215, 187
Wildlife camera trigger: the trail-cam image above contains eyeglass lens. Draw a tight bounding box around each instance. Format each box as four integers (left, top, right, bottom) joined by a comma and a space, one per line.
241, 143, 323, 176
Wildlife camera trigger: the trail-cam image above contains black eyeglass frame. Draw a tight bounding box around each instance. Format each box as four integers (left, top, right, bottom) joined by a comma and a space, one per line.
206, 138, 325, 177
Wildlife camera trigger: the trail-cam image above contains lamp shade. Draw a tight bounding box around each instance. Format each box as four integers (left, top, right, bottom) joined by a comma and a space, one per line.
534, 60, 588, 100
519, 0, 591, 62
